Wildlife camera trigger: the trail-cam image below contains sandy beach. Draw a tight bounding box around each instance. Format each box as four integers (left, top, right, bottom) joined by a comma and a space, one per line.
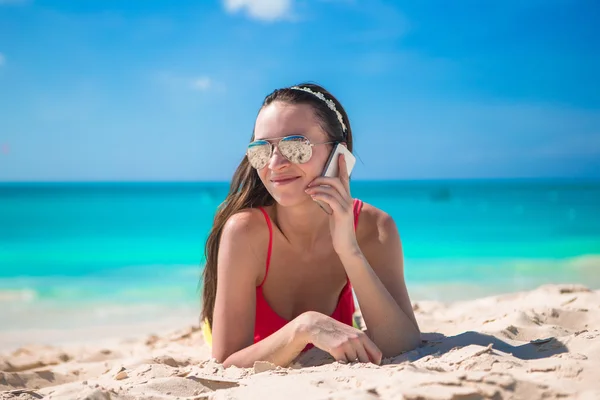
2, 283, 599, 400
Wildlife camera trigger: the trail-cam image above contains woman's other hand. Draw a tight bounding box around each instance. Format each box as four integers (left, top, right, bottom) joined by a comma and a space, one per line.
295, 311, 382, 365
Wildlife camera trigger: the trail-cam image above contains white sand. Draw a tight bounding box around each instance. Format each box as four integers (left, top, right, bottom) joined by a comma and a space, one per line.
1, 283, 599, 399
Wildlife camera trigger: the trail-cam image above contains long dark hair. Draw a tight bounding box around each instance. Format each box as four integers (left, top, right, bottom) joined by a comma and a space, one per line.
201, 83, 354, 327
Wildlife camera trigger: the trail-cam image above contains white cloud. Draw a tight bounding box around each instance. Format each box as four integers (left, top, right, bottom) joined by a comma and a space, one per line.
223, 0, 292, 21
0, 53, 5, 66
191, 76, 212, 91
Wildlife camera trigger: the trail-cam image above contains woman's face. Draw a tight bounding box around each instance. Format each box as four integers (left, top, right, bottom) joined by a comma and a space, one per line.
253, 101, 334, 207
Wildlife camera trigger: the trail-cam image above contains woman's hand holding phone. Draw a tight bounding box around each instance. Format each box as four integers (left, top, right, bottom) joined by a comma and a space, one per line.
305, 152, 359, 257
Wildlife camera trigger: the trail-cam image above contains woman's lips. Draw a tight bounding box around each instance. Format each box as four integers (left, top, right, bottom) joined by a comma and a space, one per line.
270, 176, 300, 186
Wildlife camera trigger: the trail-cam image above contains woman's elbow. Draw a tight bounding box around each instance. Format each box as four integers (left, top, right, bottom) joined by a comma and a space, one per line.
216, 352, 242, 368
214, 347, 252, 369
211, 334, 255, 368
381, 329, 422, 358
211, 348, 228, 365
221, 357, 236, 368
212, 344, 239, 366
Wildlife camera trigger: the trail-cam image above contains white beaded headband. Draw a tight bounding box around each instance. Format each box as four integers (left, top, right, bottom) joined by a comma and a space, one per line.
290, 86, 348, 136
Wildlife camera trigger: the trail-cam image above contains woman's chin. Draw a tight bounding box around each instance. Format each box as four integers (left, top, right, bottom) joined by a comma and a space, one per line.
271, 192, 313, 208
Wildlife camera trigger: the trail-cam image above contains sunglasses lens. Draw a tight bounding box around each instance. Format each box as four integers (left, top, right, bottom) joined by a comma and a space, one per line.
279, 135, 312, 164
247, 141, 271, 169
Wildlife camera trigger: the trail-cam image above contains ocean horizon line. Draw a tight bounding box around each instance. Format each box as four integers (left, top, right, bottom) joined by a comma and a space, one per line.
2, 177, 600, 187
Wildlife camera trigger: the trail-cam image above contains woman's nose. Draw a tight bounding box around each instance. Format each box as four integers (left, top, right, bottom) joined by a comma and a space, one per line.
268, 145, 291, 170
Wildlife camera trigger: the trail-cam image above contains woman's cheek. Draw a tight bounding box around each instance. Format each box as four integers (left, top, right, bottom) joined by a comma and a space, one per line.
304, 161, 324, 180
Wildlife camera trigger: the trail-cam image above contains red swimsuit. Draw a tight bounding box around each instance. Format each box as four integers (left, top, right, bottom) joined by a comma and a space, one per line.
253, 199, 363, 345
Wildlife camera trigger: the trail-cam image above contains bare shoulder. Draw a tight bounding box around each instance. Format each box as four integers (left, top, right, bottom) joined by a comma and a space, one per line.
356, 202, 400, 249
222, 207, 269, 239
219, 207, 271, 285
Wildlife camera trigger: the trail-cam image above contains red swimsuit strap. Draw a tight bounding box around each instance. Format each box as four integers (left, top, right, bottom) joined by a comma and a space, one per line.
257, 207, 273, 287
353, 198, 363, 230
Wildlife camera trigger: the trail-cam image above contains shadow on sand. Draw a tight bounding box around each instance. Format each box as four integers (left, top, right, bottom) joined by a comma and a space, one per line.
405, 331, 568, 361
295, 330, 567, 368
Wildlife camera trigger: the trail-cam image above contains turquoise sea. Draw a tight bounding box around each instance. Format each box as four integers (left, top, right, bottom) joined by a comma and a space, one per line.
1, 180, 599, 346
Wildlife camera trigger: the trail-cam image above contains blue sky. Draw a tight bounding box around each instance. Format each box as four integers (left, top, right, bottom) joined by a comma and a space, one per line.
0, 0, 599, 181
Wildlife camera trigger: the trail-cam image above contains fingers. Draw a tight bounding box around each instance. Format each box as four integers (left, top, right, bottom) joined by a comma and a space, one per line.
338, 154, 351, 193
306, 315, 381, 366
329, 348, 349, 364
309, 193, 342, 215
354, 342, 371, 363
309, 172, 348, 198
333, 334, 380, 365
361, 336, 383, 365
316, 199, 333, 215
309, 178, 346, 196
343, 341, 358, 363
306, 185, 350, 213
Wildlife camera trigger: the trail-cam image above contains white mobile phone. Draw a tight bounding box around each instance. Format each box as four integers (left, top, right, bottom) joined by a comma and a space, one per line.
315, 144, 356, 213
322, 143, 356, 178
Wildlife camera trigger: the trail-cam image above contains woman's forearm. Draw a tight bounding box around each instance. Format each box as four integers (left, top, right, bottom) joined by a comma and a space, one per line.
221, 315, 311, 368
339, 250, 421, 357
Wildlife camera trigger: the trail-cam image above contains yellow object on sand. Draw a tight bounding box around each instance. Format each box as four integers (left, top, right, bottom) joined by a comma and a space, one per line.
202, 319, 213, 347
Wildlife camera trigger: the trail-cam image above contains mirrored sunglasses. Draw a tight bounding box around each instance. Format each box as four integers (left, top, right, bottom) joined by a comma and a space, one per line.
246, 135, 335, 170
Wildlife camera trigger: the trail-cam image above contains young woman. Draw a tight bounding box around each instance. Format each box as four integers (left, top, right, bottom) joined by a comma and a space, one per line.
201, 83, 421, 368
